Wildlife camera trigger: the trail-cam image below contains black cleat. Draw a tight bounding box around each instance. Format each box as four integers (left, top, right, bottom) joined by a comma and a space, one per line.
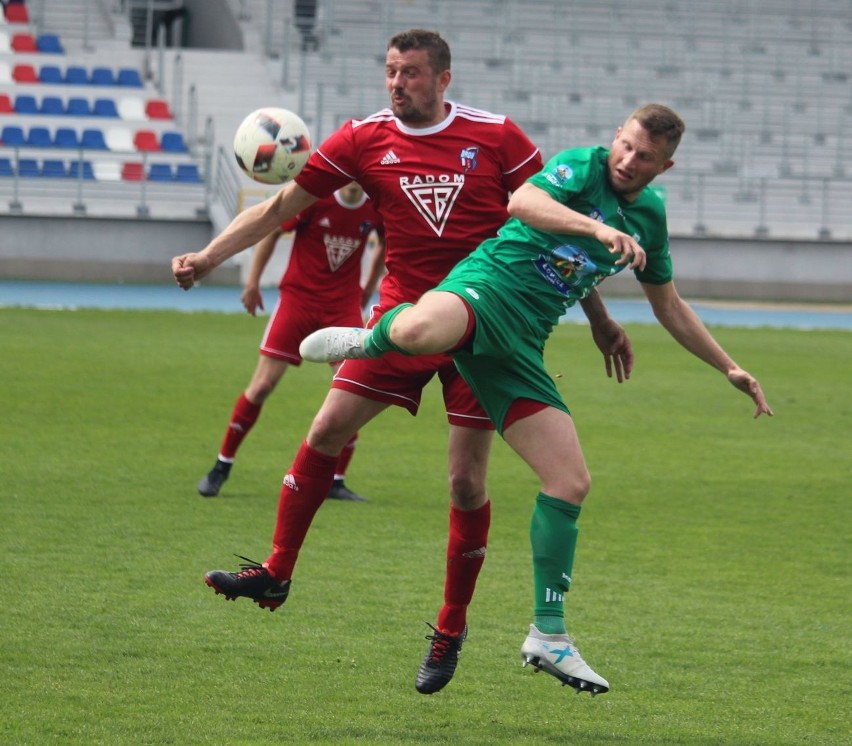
197, 460, 232, 497
326, 480, 367, 502
415, 622, 467, 694
204, 555, 291, 611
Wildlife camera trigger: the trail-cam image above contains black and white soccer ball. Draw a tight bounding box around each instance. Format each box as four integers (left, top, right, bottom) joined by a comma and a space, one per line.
233, 107, 312, 185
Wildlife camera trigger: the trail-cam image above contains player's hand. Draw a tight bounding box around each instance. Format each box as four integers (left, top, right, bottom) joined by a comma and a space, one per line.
241, 286, 264, 316
595, 225, 646, 270
589, 317, 633, 382
171, 252, 213, 290
727, 367, 774, 418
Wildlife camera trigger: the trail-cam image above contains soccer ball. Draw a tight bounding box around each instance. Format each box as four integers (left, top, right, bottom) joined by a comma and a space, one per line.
233, 107, 312, 185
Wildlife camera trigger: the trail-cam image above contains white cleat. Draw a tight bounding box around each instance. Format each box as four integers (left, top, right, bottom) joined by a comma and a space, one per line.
299, 326, 373, 363
520, 624, 610, 695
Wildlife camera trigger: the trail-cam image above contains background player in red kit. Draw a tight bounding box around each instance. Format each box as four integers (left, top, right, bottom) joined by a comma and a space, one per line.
196, 181, 385, 501
172, 28, 632, 695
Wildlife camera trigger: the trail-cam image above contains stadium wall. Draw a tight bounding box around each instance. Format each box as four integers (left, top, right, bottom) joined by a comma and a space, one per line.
0, 215, 846, 301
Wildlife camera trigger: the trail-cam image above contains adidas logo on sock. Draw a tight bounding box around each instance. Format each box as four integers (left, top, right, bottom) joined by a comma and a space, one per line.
545, 587, 564, 603
283, 473, 299, 491
380, 150, 401, 165
462, 546, 487, 559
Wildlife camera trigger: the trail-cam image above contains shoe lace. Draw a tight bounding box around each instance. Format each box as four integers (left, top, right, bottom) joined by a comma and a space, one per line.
233, 554, 266, 578
424, 622, 455, 663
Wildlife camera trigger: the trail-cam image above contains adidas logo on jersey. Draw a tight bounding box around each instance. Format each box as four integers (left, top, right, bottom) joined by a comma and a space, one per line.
380, 150, 401, 165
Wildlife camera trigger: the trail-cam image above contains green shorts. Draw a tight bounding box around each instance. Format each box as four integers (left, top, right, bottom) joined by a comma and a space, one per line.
433, 251, 570, 434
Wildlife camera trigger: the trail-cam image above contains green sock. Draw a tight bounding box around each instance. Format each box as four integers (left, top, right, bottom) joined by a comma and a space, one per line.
530, 492, 581, 635
364, 303, 414, 357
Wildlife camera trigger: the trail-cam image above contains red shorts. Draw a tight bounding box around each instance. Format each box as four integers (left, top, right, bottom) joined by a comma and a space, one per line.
331, 305, 494, 429
260, 291, 363, 364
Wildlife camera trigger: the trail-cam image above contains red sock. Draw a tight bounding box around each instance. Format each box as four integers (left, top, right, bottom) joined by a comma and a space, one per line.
266, 441, 337, 580
219, 394, 262, 460
334, 432, 358, 478
436, 501, 491, 636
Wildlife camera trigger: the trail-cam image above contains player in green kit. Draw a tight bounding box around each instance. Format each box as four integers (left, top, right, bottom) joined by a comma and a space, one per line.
300, 104, 774, 695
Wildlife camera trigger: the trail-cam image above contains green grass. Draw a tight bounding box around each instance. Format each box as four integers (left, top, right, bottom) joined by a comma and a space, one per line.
1, 307, 849, 745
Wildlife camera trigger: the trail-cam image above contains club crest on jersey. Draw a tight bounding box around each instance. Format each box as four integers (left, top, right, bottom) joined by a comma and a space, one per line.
400, 174, 464, 237
460, 146, 479, 172
545, 164, 574, 186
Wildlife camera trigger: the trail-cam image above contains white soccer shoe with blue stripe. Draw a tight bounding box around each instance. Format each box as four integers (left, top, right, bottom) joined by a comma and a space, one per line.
520, 624, 610, 695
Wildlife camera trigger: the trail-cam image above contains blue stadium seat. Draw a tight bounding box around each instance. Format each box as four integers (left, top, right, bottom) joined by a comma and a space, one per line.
148, 163, 174, 181
68, 159, 95, 180
65, 66, 90, 85
0, 158, 14, 177
175, 163, 202, 183
42, 159, 68, 178
37, 34, 64, 54
39, 96, 65, 116
18, 158, 40, 178
80, 128, 108, 150
66, 97, 92, 117
159, 131, 187, 153
1, 125, 26, 146
39, 65, 64, 84
116, 68, 143, 88
26, 127, 53, 148
54, 127, 80, 149
13, 94, 38, 115
92, 98, 119, 117
90, 67, 116, 86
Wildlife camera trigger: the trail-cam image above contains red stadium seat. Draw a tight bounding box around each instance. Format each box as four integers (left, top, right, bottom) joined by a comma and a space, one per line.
12, 63, 39, 83
121, 161, 145, 181
133, 129, 160, 152
0, 94, 13, 114
11, 33, 37, 53
144, 99, 172, 120
4, 4, 30, 24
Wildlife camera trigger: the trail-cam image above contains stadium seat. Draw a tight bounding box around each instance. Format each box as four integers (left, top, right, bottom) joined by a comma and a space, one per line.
66, 97, 92, 117
0, 157, 13, 177
0, 31, 10, 53
13, 94, 38, 114
133, 129, 160, 152
93, 160, 121, 181
12, 63, 39, 83
1, 125, 26, 146
39, 96, 65, 116
39, 64, 64, 84
121, 161, 145, 181
116, 68, 143, 88
0, 61, 11, 83
175, 163, 202, 183
90, 67, 116, 86
4, 3, 30, 23
42, 159, 68, 178
117, 97, 146, 120
93, 98, 119, 117
148, 163, 174, 181
105, 126, 133, 151
54, 127, 80, 149
160, 131, 188, 153
26, 126, 52, 147
64, 66, 89, 85
18, 158, 40, 177
11, 33, 37, 52
0, 94, 13, 114
68, 159, 95, 179
80, 128, 108, 150
145, 99, 172, 120
36, 34, 64, 54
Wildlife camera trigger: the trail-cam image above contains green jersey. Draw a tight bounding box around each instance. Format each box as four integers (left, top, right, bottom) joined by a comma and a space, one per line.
476, 145, 672, 327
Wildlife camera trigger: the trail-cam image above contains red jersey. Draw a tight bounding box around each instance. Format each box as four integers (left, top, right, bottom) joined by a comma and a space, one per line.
295, 101, 542, 306
277, 190, 382, 308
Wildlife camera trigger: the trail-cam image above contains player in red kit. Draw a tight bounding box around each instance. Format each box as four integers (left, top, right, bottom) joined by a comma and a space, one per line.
172, 29, 633, 694
196, 182, 385, 501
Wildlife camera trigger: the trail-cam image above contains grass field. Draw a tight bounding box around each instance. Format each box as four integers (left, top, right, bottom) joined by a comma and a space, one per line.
1, 307, 849, 745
